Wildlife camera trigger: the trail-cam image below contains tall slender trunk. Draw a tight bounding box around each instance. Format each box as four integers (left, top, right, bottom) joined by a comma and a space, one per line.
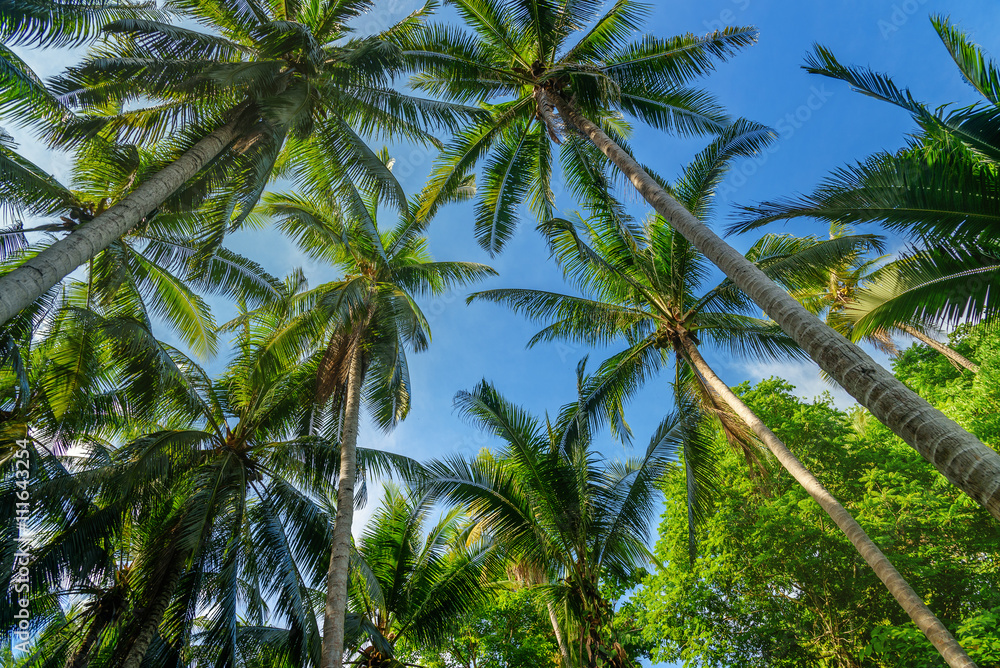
0, 120, 241, 326
678, 335, 977, 668
548, 91, 1000, 522
322, 346, 364, 668
64, 613, 109, 668
901, 325, 979, 373
546, 599, 571, 668
121, 565, 184, 668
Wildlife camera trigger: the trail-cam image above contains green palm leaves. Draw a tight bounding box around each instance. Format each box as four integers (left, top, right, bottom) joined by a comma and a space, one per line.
0, 0, 480, 326
423, 367, 682, 668
0, 2, 158, 223
347, 484, 497, 665
400, 0, 756, 253
734, 15, 1000, 338
262, 148, 496, 430
0, 1, 157, 123
1, 138, 281, 358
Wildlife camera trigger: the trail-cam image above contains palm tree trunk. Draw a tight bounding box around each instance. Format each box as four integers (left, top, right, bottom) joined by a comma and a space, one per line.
546, 599, 571, 668
65, 613, 109, 668
678, 335, 977, 668
121, 565, 184, 668
900, 325, 979, 373
322, 346, 364, 668
547, 91, 1000, 522
0, 119, 241, 327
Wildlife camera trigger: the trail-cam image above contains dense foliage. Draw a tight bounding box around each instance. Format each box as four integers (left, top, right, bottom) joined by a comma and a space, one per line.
1, 2, 999, 667
635, 328, 1000, 667
410, 587, 563, 668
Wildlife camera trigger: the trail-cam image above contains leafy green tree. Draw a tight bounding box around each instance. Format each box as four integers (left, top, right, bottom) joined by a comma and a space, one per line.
345, 483, 498, 667
0, 0, 475, 327
885, 324, 1000, 472
262, 150, 495, 668
424, 365, 682, 668
469, 125, 974, 665
633, 377, 1000, 668
406, 0, 1000, 524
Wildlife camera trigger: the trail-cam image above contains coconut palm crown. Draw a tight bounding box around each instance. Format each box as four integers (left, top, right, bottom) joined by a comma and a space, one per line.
396, 0, 757, 252
259, 146, 496, 668
0, 0, 481, 326
423, 365, 686, 668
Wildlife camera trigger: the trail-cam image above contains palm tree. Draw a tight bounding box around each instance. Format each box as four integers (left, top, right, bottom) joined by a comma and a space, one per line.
2, 138, 282, 357
3, 287, 421, 667
404, 0, 1000, 521
468, 125, 977, 668
789, 223, 980, 374
0, 2, 157, 234
345, 483, 497, 667
262, 151, 496, 668
423, 368, 682, 668
732, 17, 1000, 367
0, 0, 478, 326
400, 0, 752, 250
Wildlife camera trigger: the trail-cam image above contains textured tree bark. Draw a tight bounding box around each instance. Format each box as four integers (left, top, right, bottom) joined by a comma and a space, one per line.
546, 599, 571, 668
0, 120, 241, 327
901, 325, 980, 373
548, 90, 1000, 522
322, 346, 364, 668
121, 566, 183, 668
64, 613, 109, 668
679, 336, 977, 668
533, 88, 562, 143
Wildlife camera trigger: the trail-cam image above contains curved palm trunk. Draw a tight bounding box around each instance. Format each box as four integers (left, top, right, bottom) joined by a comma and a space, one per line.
678, 336, 977, 668
546, 599, 571, 668
901, 325, 979, 373
0, 120, 241, 326
322, 346, 364, 668
548, 91, 1000, 522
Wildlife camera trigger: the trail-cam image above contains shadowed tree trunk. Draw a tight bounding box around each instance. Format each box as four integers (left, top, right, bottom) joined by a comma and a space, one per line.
0, 120, 241, 326
65, 610, 112, 668
901, 325, 979, 373
677, 334, 978, 668
322, 346, 364, 668
121, 565, 184, 668
547, 90, 1000, 522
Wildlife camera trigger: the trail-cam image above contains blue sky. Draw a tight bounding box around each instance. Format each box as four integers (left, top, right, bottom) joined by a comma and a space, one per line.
8, 1, 999, 664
